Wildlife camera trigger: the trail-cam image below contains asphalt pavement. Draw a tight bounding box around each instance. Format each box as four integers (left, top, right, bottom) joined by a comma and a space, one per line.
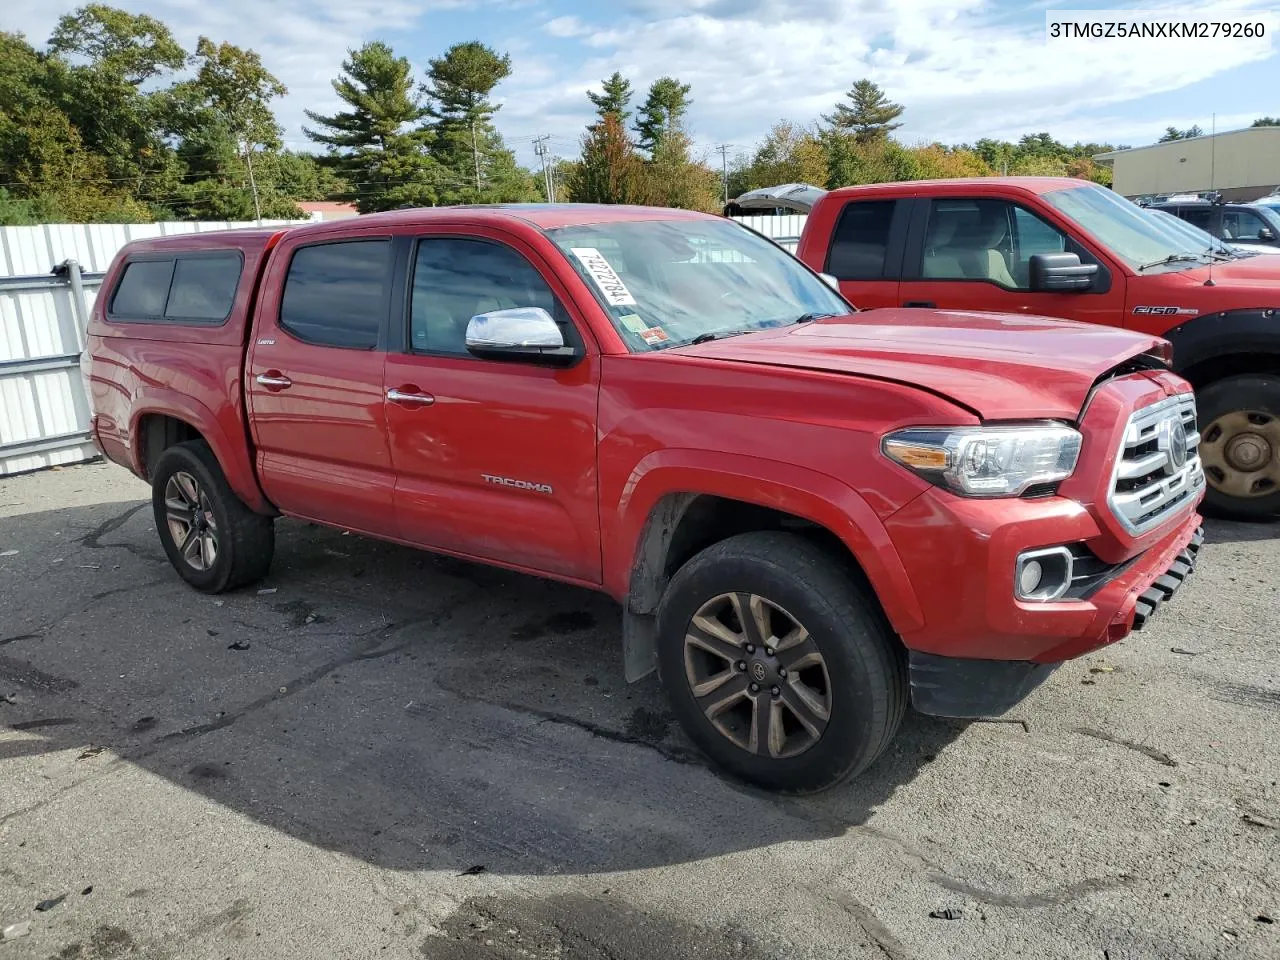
0, 461, 1277, 959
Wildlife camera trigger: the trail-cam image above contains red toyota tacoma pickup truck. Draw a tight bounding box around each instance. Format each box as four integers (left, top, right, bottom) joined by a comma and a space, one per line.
796, 177, 1280, 520
85, 204, 1204, 792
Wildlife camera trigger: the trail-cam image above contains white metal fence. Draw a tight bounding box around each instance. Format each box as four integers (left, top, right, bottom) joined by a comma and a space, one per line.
732, 214, 806, 252
0, 220, 303, 475
0, 213, 810, 476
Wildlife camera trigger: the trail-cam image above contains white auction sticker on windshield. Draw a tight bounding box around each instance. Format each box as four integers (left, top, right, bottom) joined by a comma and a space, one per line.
570, 247, 637, 306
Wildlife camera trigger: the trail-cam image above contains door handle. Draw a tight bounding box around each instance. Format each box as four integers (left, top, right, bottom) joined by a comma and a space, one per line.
387, 387, 435, 407
902, 301, 936, 308
255, 371, 292, 390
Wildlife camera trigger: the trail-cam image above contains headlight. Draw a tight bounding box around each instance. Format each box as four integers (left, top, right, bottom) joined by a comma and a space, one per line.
882, 423, 1082, 497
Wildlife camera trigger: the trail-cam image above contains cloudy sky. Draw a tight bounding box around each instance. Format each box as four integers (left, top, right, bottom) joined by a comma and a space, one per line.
7, 0, 1280, 166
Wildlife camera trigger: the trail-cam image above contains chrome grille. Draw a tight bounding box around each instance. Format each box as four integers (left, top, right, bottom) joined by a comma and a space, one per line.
1108, 393, 1204, 534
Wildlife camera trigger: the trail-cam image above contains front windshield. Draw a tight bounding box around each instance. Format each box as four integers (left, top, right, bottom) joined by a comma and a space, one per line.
546, 218, 850, 350
1042, 183, 1219, 271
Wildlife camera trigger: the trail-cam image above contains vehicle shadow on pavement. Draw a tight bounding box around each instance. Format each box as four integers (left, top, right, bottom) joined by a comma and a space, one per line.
1202, 516, 1280, 544
0, 499, 963, 877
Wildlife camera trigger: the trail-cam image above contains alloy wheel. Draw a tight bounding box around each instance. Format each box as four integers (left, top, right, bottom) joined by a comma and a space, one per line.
682, 592, 832, 759
164, 471, 219, 571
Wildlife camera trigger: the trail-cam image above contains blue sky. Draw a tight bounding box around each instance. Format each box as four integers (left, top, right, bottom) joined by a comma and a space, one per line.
8, 0, 1279, 168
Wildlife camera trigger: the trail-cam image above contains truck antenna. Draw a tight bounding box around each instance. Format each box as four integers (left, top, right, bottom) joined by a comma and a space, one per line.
1206, 113, 1217, 286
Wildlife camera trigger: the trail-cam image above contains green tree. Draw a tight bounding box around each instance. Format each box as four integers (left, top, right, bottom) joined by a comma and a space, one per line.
304, 41, 436, 212
634, 76, 691, 155
822, 131, 919, 187
739, 120, 828, 190
568, 113, 644, 204
1252, 117, 1280, 127
1158, 125, 1203, 142
422, 41, 531, 203
1010, 154, 1068, 176
973, 137, 1016, 174
823, 79, 903, 143
183, 37, 288, 218
587, 71, 633, 125
48, 3, 184, 84
638, 133, 720, 211
0, 30, 151, 222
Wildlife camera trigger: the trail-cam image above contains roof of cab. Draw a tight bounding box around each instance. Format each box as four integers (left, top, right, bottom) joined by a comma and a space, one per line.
288, 203, 717, 232
824, 177, 1096, 199
115, 204, 721, 255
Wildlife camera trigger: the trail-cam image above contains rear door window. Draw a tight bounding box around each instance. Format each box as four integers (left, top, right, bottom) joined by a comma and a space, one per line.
826, 200, 897, 279
279, 240, 392, 349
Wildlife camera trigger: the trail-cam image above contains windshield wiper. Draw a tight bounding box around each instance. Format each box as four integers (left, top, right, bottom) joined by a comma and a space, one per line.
1137, 253, 1209, 272
792, 312, 838, 324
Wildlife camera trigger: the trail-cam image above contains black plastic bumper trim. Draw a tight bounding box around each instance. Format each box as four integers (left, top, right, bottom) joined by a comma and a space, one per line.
1132, 526, 1203, 632
908, 651, 1059, 719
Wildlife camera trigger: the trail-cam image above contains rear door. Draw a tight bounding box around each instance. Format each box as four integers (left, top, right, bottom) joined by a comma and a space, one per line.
382, 226, 602, 582
819, 198, 909, 308
246, 235, 399, 537
897, 196, 1126, 326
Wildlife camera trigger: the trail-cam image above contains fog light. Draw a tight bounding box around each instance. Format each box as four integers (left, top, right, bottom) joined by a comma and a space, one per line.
1019, 559, 1044, 597
1015, 547, 1074, 602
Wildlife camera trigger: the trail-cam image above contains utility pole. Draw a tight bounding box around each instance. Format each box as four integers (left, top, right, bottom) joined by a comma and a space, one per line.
533, 134, 553, 202
471, 122, 482, 192
716, 144, 732, 206
243, 140, 262, 221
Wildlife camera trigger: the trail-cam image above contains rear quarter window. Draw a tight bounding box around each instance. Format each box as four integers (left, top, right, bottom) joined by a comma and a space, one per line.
108, 253, 243, 324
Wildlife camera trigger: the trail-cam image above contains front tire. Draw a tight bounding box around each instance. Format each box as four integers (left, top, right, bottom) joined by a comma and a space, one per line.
656, 531, 906, 793
1198, 374, 1280, 521
151, 440, 274, 593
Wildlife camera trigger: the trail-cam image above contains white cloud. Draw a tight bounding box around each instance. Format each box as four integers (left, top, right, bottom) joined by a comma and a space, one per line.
543, 15, 590, 38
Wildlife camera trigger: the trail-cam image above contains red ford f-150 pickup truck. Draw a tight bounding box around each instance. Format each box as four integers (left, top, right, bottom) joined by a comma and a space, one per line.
85, 204, 1204, 792
796, 177, 1280, 520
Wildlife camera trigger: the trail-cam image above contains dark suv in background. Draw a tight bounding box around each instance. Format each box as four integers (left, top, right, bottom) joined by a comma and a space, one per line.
1152, 200, 1280, 253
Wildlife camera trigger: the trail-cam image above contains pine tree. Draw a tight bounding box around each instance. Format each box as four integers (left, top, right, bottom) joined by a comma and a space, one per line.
587, 72, 633, 125
422, 41, 530, 203
634, 76, 691, 156
304, 42, 438, 212
823, 79, 903, 144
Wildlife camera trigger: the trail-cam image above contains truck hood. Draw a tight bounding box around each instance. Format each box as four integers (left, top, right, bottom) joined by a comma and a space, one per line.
677, 309, 1166, 420
1164, 257, 1280, 288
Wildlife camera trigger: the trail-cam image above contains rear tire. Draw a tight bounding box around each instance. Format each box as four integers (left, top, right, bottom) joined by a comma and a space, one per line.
151, 440, 274, 593
1197, 374, 1280, 522
656, 531, 906, 794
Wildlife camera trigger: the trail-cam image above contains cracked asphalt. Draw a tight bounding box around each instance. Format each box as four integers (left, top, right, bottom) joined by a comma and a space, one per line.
1, 461, 1278, 960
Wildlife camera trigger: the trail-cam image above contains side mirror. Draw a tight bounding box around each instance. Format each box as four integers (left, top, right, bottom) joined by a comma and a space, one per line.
465, 308, 579, 365
1259, 227, 1275, 242
819, 272, 840, 290
1029, 252, 1098, 292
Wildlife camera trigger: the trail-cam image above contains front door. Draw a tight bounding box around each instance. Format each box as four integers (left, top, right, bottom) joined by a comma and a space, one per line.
246, 236, 398, 537
383, 231, 601, 582
897, 197, 1126, 327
